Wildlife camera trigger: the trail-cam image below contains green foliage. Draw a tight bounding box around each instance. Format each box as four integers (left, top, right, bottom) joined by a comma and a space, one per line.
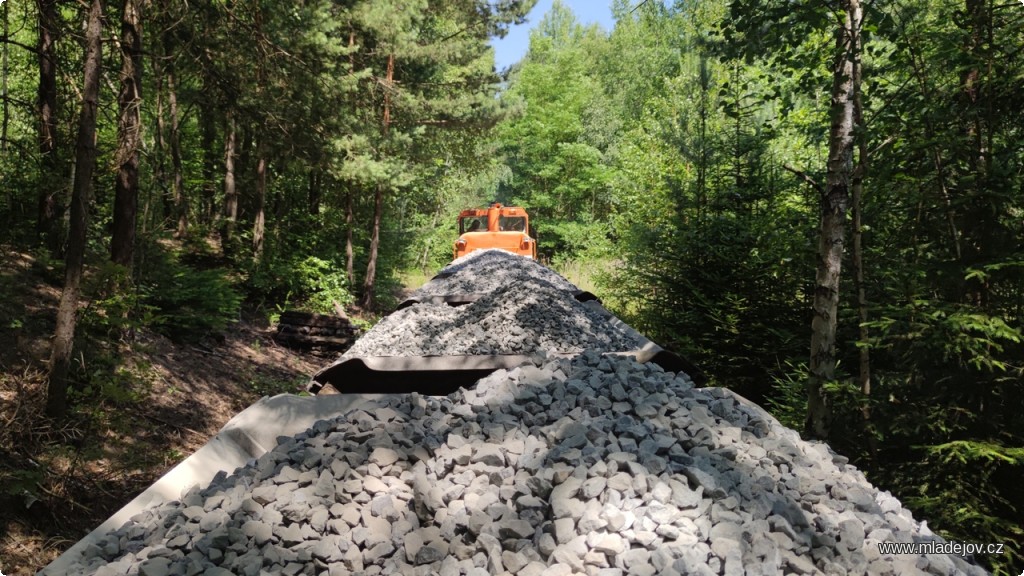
546, 219, 614, 265
893, 439, 1024, 575
136, 242, 242, 341
81, 262, 157, 337
75, 244, 242, 343
146, 267, 241, 339
248, 254, 354, 315
77, 366, 150, 406
298, 257, 355, 314
0, 0, 1021, 570
496, 3, 616, 261
0, 467, 45, 510
765, 361, 808, 431
867, 302, 1021, 374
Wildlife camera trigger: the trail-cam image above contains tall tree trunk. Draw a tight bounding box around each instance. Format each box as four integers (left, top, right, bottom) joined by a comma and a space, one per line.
153, 52, 170, 224
360, 53, 394, 311
221, 112, 237, 248
959, 0, 991, 308
200, 100, 217, 225
308, 168, 321, 216
961, 0, 987, 180
851, 35, 873, 449
2, 0, 8, 152
48, 0, 102, 418
111, 0, 143, 268
165, 35, 187, 237
345, 188, 354, 286
37, 0, 61, 252
344, 30, 357, 287
419, 209, 440, 272
237, 124, 252, 213
806, 0, 861, 440
252, 143, 266, 260
360, 183, 383, 309
696, 54, 709, 222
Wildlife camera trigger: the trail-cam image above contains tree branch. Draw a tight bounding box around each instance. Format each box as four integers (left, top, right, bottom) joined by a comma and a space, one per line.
783, 164, 824, 195
0, 37, 40, 55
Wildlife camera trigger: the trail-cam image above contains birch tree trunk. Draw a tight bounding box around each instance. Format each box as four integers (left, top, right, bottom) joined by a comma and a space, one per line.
111, 0, 143, 268
806, 0, 862, 440
850, 22, 873, 437
345, 189, 355, 286
360, 183, 383, 309
48, 0, 103, 417
252, 144, 266, 260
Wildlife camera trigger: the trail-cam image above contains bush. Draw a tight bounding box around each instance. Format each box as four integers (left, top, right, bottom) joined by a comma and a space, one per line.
145, 267, 242, 339
247, 255, 354, 315
293, 256, 355, 314
81, 262, 156, 337
137, 241, 242, 341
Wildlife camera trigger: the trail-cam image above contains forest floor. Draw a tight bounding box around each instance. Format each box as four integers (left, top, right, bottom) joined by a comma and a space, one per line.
0, 247, 326, 576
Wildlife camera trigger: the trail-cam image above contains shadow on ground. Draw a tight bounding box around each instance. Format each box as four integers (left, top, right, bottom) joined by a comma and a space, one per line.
0, 246, 322, 576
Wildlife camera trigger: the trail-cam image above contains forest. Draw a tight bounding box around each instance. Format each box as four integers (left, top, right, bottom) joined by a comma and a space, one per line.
0, 0, 1022, 573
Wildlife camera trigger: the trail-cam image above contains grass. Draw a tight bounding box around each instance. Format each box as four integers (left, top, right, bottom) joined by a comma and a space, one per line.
551, 257, 615, 296
398, 268, 436, 292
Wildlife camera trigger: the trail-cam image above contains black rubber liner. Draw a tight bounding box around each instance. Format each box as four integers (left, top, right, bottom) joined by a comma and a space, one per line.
310, 297, 703, 395
396, 290, 600, 310
310, 354, 536, 395
309, 343, 700, 395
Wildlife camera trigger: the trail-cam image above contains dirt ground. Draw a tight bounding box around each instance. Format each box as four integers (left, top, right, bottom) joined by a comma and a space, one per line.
0, 248, 325, 575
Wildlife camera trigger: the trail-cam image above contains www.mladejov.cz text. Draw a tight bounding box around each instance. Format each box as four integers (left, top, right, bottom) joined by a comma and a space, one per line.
878, 541, 1005, 556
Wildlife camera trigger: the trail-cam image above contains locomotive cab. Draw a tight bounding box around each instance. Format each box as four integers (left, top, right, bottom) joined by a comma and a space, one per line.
454, 203, 537, 259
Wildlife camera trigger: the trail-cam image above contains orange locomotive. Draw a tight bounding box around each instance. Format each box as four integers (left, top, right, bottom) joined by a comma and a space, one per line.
453, 203, 537, 260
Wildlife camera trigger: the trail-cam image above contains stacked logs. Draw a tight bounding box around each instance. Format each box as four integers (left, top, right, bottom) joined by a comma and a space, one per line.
273, 311, 360, 355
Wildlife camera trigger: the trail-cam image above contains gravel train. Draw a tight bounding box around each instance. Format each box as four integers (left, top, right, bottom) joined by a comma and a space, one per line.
309, 249, 699, 397
42, 250, 990, 576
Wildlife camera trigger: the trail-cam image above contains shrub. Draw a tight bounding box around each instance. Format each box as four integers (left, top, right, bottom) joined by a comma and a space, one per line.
137, 241, 242, 341
247, 255, 354, 315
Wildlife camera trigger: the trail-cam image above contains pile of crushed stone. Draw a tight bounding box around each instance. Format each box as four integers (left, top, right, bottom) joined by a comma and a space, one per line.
413, 250, 579, 298
345, 276, 643, 358
57, 352, 986, 576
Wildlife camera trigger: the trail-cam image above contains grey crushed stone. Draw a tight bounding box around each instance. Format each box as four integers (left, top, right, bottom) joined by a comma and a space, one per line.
415, 249, 579, 297
342, 249, 640, 359
58, 351, 988, 576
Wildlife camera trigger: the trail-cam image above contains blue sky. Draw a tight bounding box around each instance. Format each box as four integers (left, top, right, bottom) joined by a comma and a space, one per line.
490, 0, 618, 71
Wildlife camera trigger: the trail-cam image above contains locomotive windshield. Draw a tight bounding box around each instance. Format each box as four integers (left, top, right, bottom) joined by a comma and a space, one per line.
499, 216, 526, 232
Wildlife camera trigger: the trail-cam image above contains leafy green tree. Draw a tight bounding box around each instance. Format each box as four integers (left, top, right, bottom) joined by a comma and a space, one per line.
497, 1, 614, 255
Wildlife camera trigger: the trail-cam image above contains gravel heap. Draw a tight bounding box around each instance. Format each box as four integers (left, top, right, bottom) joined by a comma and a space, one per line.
345, 276, 643, 358
61, 352, 985, 576
414, 250, 579, 298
